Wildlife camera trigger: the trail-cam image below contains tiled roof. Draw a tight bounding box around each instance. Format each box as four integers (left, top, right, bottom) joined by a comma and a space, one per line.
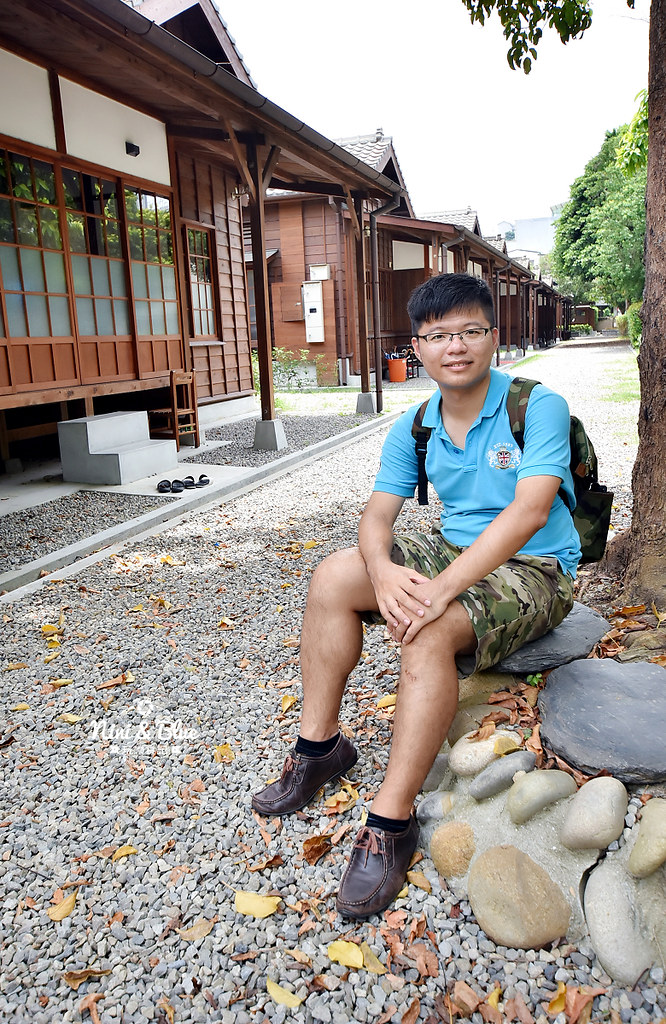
334, 132, 394, 171
419, 209, 480, 232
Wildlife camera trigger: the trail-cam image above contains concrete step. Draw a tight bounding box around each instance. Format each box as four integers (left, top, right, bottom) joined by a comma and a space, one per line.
58, 412, 178, 485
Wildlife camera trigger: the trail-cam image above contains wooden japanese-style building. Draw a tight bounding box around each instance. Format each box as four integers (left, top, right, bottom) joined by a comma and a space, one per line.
244, 137, 572, 396
0, 0, 403, 468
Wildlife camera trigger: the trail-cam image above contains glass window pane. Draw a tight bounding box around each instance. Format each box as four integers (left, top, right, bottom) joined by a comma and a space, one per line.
113, 299, 130, 334
204, 283, 212, 311
144, 228, 157, 262
76, 297, 96, 335
44, 252, 67, 293
0, 307, 4, 337
193, 309, 201, 336
140, 192, 157, 226
49, 296, 71, 336
150, 301, 165, 334
71, 255, 91, 294
109, 261, 127, 297
106, 225, 121, 258
16, 203, 38, 246
0, 153, 8, 196
38, 207, 62, 250
89, 218, 104, 256
188, 229, 195, 252
19, 248, 45, 291
67, 212, 86, 253
33, 160, 56, 205
102, 181, 118, 219
158, 231, 173, 265
131, 262, 147, 299
166, 302, 179, 334
128, 226, 143, 260
147, 263, 162, 299
62, 168, 82, 209
95, 298, 114, 335
162, 265, 176, 300
0, 246, 21, 290
91, 258, 110, 296
9, 154, 33, 201
135, 300, 150, 334
6, 292, 27, 336
156, 194, 170, 228
124, 187, 141, 223
0, 198, 14, 242
26, 293, 49, 336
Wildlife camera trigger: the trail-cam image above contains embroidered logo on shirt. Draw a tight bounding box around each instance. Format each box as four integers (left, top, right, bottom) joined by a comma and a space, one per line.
487, 441, 522, 470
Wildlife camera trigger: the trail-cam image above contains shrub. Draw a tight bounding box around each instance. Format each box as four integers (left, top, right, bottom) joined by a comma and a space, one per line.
570, 324, 593, 336
272, 347, 309, 389
627, 301, 643, 350
615, 312, 628, 337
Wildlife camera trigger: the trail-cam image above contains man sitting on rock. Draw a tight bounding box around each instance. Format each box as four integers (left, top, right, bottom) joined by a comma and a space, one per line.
253, 272, 581, 919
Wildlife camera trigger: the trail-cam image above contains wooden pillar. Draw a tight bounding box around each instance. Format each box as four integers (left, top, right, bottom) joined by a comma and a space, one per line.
245, 137, 275, 422
353, 194, 371, 397
505, 268, 512, 359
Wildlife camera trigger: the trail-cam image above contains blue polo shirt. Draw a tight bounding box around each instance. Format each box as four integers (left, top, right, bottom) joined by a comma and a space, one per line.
374, 369, 581, 577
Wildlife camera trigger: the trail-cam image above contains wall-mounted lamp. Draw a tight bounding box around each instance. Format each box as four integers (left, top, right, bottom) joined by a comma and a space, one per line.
363, 224, 371, 238
125, 141, 140, 157
230, 183, 251, 200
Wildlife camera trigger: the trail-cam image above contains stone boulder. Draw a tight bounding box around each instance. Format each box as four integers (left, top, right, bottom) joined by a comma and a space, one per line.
468, 845, 571, 948
539, 659, 666, 784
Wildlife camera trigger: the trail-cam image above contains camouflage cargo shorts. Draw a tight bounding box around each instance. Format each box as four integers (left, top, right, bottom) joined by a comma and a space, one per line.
362, 531, 574, 674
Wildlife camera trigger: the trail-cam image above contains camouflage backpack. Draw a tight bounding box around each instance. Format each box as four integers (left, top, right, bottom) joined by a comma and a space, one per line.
411, 375, 614, 564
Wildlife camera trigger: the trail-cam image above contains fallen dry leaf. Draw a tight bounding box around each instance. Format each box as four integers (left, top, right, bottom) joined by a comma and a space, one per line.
234, 891, 281, 918
360, 941, 387, 975
405, 942, 438, 979
303, 835, 332, 866
58, 713, 83, 724
111, 845, 138, 862
47, 889, 77, 922
248, 854, 284, 873
547, 981, 567, 1015
323, 781, 359, 814
328, 939, 364, 968
281, 694, 298, 713
156, 996, 175, 1023
175, 917, 215, 941
5, 662, 28, 671
63, 967, 111, 991
96, 670, 135, 690
266, 977, 303, 1008
79, 992, 104, 1024
406, 870, 431, 893
401, 997, 421, 1024
377, 1007, 398, 1024
284, 948, 312, 966
454, 979, 483, 1015
376, 693, 397, 709
10, 703, 30, 711
214, 743, 235, 764
494, 733, 521, 755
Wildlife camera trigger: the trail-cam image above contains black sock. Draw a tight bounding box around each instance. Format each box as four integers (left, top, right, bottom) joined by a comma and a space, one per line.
295, 732, 340, 758
366, 811, 411, 834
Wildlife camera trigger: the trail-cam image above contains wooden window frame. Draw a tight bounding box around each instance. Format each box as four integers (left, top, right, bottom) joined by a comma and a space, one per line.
183, 222, 221, 343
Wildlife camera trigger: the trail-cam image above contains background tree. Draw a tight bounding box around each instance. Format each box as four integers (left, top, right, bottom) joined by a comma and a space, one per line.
552, 130, 626, 305
590, 163, 646, 309
462, 0, 665, 603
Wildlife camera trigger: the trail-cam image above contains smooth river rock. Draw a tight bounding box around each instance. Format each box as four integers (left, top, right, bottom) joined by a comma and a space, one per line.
422, 752, 452, 793
584, 857, 658, 986
468, 845, 571, 948
560, 776, 628, 850
448, 729, 520, 778
417, 789, 457, 825
469, 750, 537, 801
628, 797, 666, 877
539, 659, 666, 784
430, 821, 476, 878
491, 601, 610, 674
507, 769, 577, 825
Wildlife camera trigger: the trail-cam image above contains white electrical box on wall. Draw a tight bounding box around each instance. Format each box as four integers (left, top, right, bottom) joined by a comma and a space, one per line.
309, 264, 331, 281
302, 280, 325, 344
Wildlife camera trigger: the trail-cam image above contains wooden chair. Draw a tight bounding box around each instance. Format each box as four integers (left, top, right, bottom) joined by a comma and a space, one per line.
148, 370, 200, 452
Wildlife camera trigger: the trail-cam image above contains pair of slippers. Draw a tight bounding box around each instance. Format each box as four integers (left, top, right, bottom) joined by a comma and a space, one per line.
157, 474, 209, 494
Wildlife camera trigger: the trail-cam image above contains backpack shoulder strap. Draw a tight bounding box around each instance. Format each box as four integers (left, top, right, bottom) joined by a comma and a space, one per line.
506, 376, 540, 450
411, 400, 431, 506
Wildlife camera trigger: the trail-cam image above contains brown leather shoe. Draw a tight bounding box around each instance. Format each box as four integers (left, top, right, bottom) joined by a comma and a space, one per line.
336, 816, 419, 919
251, 734, 357, 816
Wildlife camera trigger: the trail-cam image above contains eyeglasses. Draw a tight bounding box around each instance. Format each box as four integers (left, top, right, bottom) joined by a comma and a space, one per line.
415, 327, 493, 345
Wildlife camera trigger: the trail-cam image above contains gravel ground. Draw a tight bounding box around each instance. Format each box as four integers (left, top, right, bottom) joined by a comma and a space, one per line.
1, 339, 659, 1024
0, 492, 178, 576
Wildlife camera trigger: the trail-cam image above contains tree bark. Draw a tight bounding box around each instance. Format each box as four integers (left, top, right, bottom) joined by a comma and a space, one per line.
620, 0, 666, 604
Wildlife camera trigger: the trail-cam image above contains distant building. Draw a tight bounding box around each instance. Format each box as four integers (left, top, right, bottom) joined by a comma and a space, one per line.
498, 205, 565, 268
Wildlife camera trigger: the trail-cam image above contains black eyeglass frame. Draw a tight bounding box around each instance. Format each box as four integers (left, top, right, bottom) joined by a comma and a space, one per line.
415, 327, 494, 345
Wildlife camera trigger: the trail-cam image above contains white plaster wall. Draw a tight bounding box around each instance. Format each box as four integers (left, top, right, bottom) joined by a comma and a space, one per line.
59, 78, 170, 185
392, 240, 424, 271
0, 49, 56, 150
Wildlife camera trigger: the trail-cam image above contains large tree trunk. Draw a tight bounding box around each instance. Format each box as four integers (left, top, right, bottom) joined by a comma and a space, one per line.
619, 0, 666, 604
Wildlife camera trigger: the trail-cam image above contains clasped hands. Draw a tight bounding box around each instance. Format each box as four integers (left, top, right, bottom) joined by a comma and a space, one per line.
370, 562, 451, 645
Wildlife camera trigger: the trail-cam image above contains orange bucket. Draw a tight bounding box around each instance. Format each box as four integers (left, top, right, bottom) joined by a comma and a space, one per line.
387, 358, 407, 383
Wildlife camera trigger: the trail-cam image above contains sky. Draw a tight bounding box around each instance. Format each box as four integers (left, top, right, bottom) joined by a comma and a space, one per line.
219, 0, 649, 237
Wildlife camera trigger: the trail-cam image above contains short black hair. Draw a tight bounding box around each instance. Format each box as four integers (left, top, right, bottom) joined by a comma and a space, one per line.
407, 273, 496, 335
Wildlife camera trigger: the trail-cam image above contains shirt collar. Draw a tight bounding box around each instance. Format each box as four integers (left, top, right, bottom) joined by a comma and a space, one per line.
422, 368, 508, 431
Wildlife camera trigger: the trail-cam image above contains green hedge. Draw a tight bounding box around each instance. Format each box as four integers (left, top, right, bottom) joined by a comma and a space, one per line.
615, 312, 628, 337
627, 301, 643, 350
570, 324, 593, 336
